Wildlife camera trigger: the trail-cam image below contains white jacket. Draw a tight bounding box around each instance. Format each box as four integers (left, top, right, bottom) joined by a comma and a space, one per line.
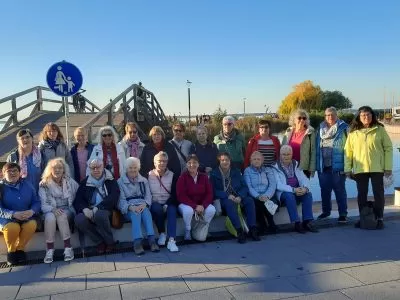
87, 143, 126, 176
272, 160, 310, 200
118, 139, 145, 159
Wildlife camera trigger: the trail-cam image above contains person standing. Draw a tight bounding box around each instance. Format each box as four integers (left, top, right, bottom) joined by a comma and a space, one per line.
70, 127, 94, 183
119, 122, 145, 159
169, 123, 193, 174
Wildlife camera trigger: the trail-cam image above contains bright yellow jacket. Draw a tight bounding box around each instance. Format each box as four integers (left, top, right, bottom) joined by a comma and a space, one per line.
344, 125, 393, 174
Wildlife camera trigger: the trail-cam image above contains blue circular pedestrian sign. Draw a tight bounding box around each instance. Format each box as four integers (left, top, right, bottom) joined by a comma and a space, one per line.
46, 61, 83, 96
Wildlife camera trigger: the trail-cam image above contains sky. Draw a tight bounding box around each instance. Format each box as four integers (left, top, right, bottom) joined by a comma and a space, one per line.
1, 0, 400, 116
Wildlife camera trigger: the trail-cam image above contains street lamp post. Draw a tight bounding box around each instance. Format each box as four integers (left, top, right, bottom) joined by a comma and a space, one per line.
187, 80, 192, 125
243, 97, 246, 118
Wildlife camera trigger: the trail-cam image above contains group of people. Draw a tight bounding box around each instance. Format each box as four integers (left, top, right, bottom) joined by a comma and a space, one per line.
0, 104, 393, 267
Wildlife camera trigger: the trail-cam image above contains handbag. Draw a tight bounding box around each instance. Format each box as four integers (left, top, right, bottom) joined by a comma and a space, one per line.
265, 199, 278, 215
360, 204, 377, 230
111, 209, 123, 229
191, 212, 210, 241
213, 199, 222, 216
225, 204, 249, 237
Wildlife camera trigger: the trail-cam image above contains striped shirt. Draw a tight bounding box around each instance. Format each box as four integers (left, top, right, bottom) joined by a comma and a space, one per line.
258, 139, 276, 167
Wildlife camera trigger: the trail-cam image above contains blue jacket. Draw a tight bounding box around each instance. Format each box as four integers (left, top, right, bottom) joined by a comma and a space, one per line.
0, 179, 41, 229
70, 143, 94, 183
210, 168, 249, 200
316, 119, 348, 172
243, 166, 276, 199
190, 142, 219, 173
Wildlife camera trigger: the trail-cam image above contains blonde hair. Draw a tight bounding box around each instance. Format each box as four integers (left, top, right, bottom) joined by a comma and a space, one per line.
74, 127, 87, 136
250, 151, 264, 161
196, 126, 208, 135
154, 151, 169, 163
148, 126, 166, 140
97, 126, 119, 144
288, 109, 310, 127
41, 158, 70, 184
39, 122, 64, 142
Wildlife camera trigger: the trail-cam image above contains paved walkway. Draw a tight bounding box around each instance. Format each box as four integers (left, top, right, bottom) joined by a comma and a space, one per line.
1, 219, 400, 300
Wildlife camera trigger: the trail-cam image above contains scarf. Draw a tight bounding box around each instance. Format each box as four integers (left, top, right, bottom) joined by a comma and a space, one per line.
320, 122, 338, 148
125, 137, 141, 158
153, 141, 164, 152
88, 173, 107, 206
279, 160, 295, 179
221, 129, 237, 143
102, 143, 120, 179
43, 139, 60, 150
219, 166, 234, 195
19, 145, 41, 178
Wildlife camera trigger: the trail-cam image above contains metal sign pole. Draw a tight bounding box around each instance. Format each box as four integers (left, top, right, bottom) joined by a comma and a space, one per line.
64, 96, 70, 146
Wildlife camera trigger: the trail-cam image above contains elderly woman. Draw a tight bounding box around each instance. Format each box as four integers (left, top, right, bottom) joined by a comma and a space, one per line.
88, 126, 126, 180
190, 126, 219, 174
244, 151, 277, 234
316, 107, 349, 222
140, 126, 181, 177
345, 106, 393, 229
169, 123, 193, 174
0, 163, 40, 266
39, 122, 74, 177
210, 152, 260, 243
70, 127, 94, 183
39, 158, 79, 263
74, 159, 119, 254
7, 129, 44, 192
273, 145, 318, 233
282, 109, 316, 178
177, 154, 216, 241
148, 151, 179, 252
118, 157, 159, 255
119, 122, 145, 159
244, 119, 281, 168
214, 116, 246, 170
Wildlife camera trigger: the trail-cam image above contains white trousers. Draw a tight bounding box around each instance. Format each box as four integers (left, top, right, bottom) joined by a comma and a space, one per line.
178, 204, 216, 230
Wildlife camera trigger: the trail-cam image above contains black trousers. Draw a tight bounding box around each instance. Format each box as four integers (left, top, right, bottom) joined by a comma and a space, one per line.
353, 172, 385, 219
253, 197, 276, 230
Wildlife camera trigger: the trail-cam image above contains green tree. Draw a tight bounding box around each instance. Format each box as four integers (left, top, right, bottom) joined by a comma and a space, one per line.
278, 80, 323, 115
212, 105, 227, 124
322, 90, 352, 110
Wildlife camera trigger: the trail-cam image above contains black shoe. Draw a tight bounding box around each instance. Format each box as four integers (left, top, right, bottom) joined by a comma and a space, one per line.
268, 225, 279, 234
354, 220, 361, 228
249, 227, 261, 241
338, 216, 348, 224
15, 250, 26, 263
7, 252, 18, 266
376, 220, 384, 230
294, 222, 306, 234
303, 221, 319, 233
317, 213, 331, 220
237, 229, 247, 244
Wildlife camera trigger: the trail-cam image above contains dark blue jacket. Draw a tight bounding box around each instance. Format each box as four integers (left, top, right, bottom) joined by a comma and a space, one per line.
210, 167, 249, 200
189, 142, 219, 173
70, 143, 94, 183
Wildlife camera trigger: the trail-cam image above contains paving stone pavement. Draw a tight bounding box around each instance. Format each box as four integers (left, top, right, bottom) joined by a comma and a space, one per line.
1, 219, 400, 300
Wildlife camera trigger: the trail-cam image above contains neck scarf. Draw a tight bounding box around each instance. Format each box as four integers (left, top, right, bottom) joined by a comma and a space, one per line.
153, 141, 164, 152
279, 160, 295, 178
219, 166, 233, 194
102, 143, 120, 179
43, 139, 60, 150
125, 136, 141, 158
320, 122, 338, 148
221, 129, 236, 142
19, 145, 41, 178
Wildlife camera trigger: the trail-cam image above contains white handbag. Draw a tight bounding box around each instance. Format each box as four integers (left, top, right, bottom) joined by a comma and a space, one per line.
191, 212, 210, 242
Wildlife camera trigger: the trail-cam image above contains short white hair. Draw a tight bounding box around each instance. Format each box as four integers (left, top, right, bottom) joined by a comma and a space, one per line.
280, 145, 293, 154
125, 157, 141, 170
89, 158, 103, 168
288, 109, 310, 127
222, 116, 235, 124
97, 126, 119, 144
325, 106, 337, 115
154, 151, 168, 163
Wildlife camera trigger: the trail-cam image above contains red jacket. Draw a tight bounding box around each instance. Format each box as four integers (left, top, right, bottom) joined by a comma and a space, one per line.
177, 171, 213, 209
244, 134, 281, 168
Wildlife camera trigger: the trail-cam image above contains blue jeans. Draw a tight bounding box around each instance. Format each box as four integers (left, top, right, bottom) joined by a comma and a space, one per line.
318, 170, 348, 216
280, 192, 313, 223
127, 207, 155, 241
220, 196, 256, 229
150, 202, 177, 238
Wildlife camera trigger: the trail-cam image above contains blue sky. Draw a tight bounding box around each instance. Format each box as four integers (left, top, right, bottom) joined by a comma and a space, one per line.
1, 0, 400, 116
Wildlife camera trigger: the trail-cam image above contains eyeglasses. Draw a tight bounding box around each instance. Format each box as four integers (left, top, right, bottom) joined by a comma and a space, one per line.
360, 113, 371, 118
297, 116, 307, 121
5, 169, 19, 174
90, 166, 102, 170
128, 131, 137, 134
259, 126, 269, 129
325, 114, 334, 117
223, 123, 233, 126
173, 129, 182, 132
102, 133, 113, 137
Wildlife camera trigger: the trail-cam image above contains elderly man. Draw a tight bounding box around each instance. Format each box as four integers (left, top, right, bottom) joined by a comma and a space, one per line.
316, 107, 349, 223
214, 116, 246, 170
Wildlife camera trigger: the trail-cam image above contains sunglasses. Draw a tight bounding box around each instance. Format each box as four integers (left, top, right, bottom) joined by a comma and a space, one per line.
102, 133, 113, 137
297, 116, 307, 121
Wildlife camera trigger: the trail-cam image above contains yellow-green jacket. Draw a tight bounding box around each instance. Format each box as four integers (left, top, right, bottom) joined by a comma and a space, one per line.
344, 125, 393, 174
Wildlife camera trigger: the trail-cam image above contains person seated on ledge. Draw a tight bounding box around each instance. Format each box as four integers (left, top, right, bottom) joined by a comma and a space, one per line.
74, 159, 119, 254
118, 157, 159, 255
272, 145, 318, 234
148, 151, 179, 252
177, 154, 216, 241
0, 162, 41, 266
210, 152, 260, 244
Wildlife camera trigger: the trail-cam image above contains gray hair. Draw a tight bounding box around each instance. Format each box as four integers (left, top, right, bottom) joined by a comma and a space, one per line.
97, 126, 119, 144
89, 158, 104, 168
154, 151, 169, 163
280, 145, 293, 154
288, 109, 310, 127
250, 151, 264, 160
125, 157, 141, 170
325, 106, 337, 116
222, 116, 235, 124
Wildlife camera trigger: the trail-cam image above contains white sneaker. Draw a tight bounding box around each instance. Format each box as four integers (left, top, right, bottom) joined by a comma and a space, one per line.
64, 247, 74, 262
158, 233, 167, 246
167, 239, 179, 252
44, 249, 54, 264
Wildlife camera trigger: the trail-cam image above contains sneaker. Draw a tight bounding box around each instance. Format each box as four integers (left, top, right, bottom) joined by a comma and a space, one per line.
158, 233, 167, 246
317, 212, 331, 220
338, 216, 348, 224
64, 247, 74, 262
44, 249, 54, 264
150, 241, 160, 253
6, 252, 18, 266
237, 229, 247, 244
184, 230, 192, 241
376, 220, 384, 230
15, 250, 26, 264
294, 222, 306, 234
133, 240, 145, 255
249, 227, 261, 241
167, 239, 179, 252
303, 221, 319, 233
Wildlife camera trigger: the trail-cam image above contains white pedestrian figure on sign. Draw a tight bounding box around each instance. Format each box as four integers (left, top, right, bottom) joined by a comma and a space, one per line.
54, 66, 67, 93
65, 76, 75, 93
